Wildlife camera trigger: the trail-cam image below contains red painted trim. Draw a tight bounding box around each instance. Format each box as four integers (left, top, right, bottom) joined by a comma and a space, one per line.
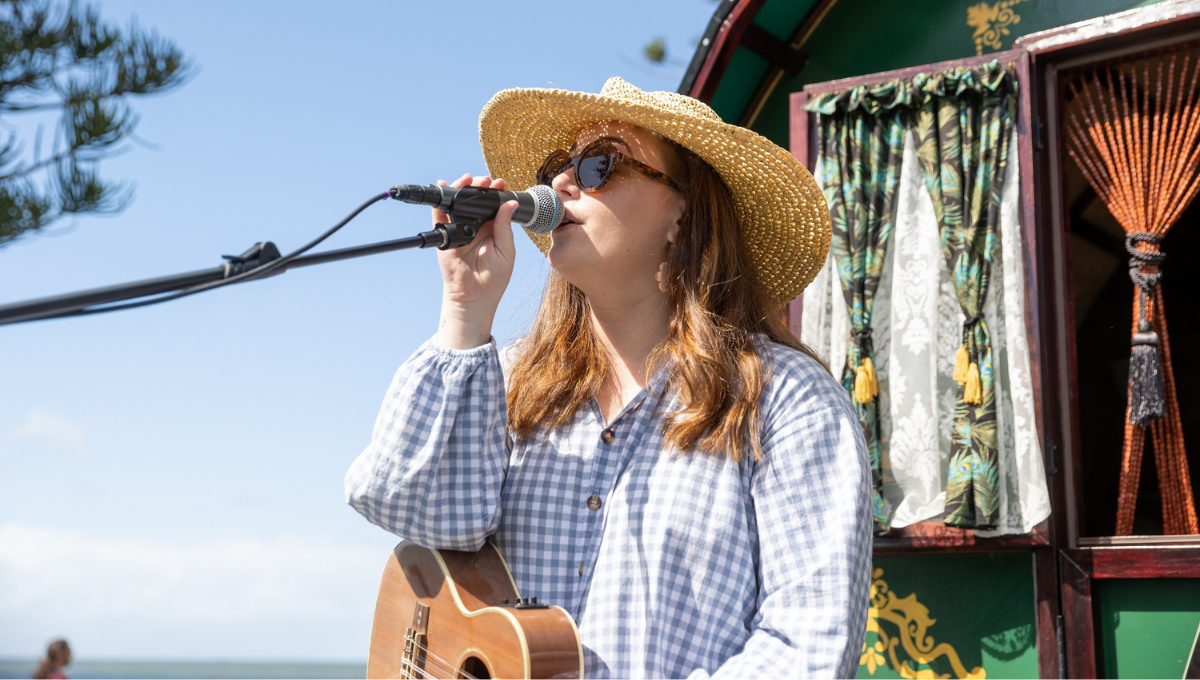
687, 0, 768, 104
1033, 548, 1063, 679
873, 521, 1051, 554
1069, 547, 1200, 578
788, 90, 811, 170
1061, 552, 1098, 679
785, 90, 812, 334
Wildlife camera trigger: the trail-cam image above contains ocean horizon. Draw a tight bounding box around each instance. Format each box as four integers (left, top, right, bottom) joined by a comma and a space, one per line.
0, 659, 366, 680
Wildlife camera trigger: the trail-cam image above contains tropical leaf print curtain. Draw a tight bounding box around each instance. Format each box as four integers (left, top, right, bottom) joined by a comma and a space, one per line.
910, 62, 1017, 529
805, 87, 907, 532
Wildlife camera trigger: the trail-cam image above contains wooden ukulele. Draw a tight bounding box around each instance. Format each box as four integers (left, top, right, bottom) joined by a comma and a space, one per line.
367, 540, 584, 679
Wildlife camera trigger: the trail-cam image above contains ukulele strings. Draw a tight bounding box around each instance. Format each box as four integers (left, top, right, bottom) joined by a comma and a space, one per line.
400, 652, 468, 680
401, 656, 468, 680
402, 661, 476, 680
398, 641, 480, 680
401, 655, 479, 680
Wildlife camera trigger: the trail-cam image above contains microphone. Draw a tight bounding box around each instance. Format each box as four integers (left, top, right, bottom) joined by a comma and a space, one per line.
389, 183, 563, 236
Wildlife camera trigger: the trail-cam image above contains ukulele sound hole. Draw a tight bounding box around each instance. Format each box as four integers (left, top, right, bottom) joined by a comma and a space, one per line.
458, 656, 491, 679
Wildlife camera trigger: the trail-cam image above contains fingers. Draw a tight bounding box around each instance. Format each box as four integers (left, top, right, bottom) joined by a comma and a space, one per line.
474, 199, 516, 259
491, 200, 517, 259
429, 177, 451, 224
432, 174, 474, 224
432, 174, 498, 225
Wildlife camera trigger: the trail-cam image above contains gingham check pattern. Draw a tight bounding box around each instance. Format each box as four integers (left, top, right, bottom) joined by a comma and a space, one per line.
346, 337, 873, 679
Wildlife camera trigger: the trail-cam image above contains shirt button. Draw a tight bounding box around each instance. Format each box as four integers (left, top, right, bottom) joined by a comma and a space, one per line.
578, 562, 585, 576
601, 429, 615, 444
587, 495, 603, 511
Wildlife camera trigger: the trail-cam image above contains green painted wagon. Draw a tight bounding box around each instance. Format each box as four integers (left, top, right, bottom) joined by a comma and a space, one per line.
680, 0, 1200, 677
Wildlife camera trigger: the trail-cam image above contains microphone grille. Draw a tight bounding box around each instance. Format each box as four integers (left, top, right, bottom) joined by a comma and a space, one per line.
523, 184, 563, 236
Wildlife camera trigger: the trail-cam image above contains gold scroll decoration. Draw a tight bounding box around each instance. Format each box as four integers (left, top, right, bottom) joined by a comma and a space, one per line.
967, 0, 1030, 56
860, 567, 986, 679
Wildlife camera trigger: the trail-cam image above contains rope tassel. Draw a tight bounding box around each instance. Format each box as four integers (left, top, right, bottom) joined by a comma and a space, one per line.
964, 362, 982, 405
953, 344, 970, 384
1129, 319, 1165, 426
854, 362, 873, 404
863, 356, 879, 397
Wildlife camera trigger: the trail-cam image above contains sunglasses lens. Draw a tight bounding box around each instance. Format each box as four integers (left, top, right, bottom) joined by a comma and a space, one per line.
576, 144, 615, 190
537, 150, 570, 186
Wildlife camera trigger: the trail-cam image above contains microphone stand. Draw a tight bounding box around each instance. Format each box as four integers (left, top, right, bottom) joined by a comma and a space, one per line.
0, 219, 484, 327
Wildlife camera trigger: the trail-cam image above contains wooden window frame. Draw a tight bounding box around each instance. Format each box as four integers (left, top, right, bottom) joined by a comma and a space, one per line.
788, 52, 1062, 679
1014, 5, 1200, 673
788, 49, 1052, 555
1016, 0, 1200, 552
1059, 548, 1200, 677
789, 0, 1200, 554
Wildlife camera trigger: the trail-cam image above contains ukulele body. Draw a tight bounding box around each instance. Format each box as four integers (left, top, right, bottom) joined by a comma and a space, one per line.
368, 540, 583, 679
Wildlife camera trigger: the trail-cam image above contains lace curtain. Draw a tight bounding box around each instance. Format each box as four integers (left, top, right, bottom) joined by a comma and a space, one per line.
801, 130, 1051, 534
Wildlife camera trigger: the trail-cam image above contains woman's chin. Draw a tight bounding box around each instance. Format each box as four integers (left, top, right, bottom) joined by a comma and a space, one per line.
546, 248, 578, 276
546, 232, 585, 273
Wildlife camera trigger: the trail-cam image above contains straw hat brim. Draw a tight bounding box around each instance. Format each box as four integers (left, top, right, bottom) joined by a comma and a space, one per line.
478, 78, 831, 308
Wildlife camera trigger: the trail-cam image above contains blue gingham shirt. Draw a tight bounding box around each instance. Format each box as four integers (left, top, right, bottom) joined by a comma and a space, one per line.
346, 335, 872, 678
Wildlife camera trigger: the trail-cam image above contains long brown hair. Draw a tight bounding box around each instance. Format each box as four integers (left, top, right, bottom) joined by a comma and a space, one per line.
506, 134, 825, 461
34, 639, 70, 679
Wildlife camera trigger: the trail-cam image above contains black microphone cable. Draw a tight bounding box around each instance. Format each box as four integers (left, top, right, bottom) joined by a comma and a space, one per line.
48, 191, 391, 321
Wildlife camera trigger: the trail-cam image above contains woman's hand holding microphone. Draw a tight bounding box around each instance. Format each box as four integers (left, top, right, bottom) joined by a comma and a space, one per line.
434, 174, 518, 350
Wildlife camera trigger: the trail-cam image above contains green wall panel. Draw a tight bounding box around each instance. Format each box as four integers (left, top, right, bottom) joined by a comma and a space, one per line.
1096, 579, 1200, 679
708, 48, 770, 124
752, 0, 820, 41
711, 0, 1167, 147
860, 553, 1036, 679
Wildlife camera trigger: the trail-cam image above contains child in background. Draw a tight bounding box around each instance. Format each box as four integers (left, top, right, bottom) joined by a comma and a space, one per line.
33, 640, 70, 679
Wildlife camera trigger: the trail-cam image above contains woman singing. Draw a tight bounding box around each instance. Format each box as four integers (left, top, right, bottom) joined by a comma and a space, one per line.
346, 77, 872, 678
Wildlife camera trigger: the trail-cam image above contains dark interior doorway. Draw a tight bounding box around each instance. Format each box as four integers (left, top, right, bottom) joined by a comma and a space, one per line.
1065, 158, 1200, 537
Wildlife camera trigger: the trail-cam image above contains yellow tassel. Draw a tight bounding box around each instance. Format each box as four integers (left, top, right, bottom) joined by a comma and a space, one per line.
854, 363, 873, 403
953, 344, 970, 384
964, 362, 982, 405
863, 356, 879, 397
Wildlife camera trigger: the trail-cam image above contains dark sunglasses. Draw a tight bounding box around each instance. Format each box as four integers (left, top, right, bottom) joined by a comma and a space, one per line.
537, 139, 680, 192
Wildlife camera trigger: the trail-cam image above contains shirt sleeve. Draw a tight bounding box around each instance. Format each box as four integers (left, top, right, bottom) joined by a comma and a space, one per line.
344, 335, 510, 551
702, 356, 874, 679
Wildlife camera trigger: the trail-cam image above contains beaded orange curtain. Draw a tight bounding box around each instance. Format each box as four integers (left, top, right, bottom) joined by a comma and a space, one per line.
1065, 47, 1200, 536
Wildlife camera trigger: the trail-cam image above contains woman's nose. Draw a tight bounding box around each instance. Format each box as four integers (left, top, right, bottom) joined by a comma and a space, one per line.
550, 165, 580, 199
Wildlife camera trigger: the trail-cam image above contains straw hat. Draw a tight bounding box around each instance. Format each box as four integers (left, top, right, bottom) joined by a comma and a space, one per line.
478, 77, 830, 308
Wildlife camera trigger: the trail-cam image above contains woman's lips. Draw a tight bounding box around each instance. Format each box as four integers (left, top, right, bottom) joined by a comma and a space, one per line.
555, 212, 580, 231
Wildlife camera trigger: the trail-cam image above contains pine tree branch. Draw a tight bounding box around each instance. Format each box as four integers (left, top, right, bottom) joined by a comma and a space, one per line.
0, 0, 189, 246
0, 146, 71, 181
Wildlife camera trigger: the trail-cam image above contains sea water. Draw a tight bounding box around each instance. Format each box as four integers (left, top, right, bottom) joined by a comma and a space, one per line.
0, 659, 366, 679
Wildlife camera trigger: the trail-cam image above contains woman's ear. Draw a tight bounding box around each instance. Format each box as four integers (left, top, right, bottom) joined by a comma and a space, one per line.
667, 217, 682, 244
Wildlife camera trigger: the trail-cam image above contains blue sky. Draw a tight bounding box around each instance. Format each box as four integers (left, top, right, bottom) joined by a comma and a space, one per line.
0, 0, 717, 662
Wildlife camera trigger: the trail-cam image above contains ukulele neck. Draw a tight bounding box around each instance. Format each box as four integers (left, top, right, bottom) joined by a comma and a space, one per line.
400, 601, 430, 679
